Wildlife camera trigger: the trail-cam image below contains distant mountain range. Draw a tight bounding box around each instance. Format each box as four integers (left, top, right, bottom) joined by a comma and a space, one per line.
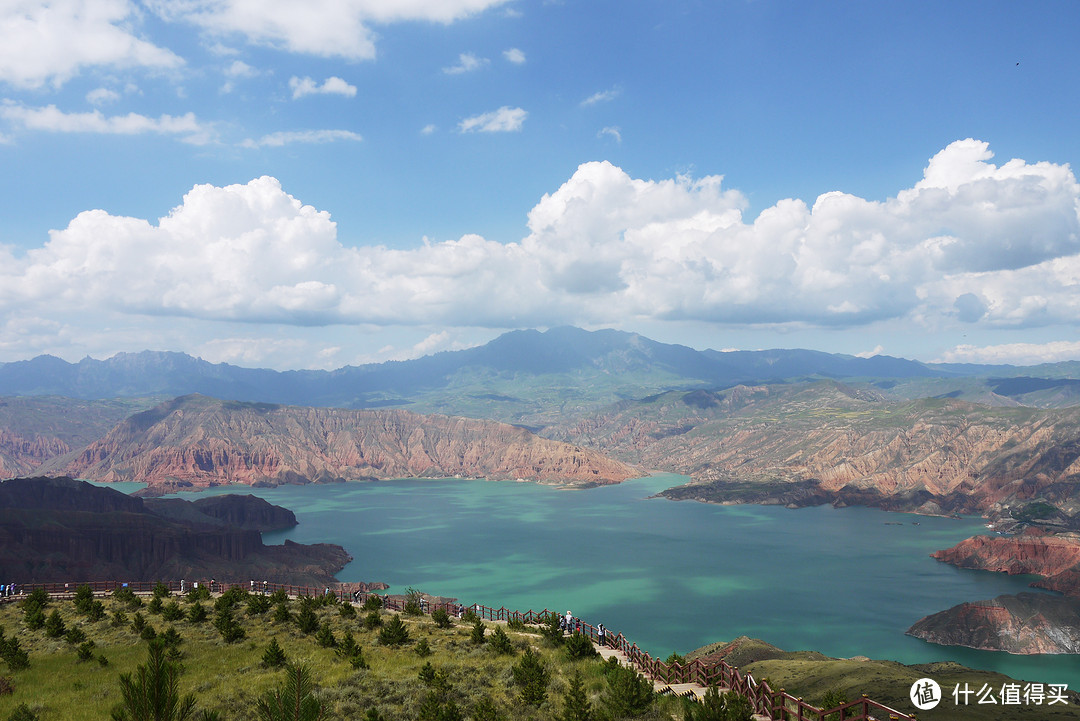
4, 327, 1078, 423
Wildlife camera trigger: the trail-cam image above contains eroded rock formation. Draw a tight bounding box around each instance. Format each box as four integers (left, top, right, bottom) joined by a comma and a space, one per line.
931, 529, 1080, 597
42, 394, 637, 489
907, 592, 1080, 654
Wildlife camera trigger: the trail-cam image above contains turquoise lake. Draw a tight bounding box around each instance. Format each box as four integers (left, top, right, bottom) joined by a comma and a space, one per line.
164, 474, 1079, 691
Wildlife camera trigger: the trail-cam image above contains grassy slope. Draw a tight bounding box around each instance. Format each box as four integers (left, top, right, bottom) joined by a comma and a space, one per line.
0, 593, 677, 721
687, 637, 1080, 721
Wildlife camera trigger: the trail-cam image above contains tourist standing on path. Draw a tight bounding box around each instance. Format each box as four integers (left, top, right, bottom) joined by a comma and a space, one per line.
597, 623, 606, 647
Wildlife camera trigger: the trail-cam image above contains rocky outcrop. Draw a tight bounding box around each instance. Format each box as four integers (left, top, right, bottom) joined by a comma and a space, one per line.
191, 494, 297, 531
0, 476, 349, 585
558, 383, 1080, 515
42, 394, 638, 489
907, 592, 1080, 654
931, 529, 1080, 597
0, 396, 159, 479
0, 430, 70, 478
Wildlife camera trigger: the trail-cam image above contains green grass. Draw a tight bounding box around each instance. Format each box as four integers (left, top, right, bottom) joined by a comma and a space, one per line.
0, 594, 681, 720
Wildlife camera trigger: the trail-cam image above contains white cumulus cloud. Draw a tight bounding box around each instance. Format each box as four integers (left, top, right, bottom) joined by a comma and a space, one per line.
0, 102, 214, 144
2, 140, 1079, 344
289, 75, 357, 99
0, 0, 183, 88
459, 106, 526, 133
937, 341, 1080, 366
443, 52, 488, 74
503, 47, 525, 64
146, 0, 512, 60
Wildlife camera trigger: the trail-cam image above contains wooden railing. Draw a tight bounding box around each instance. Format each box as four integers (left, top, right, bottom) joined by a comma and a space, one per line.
2, 581, 917, 721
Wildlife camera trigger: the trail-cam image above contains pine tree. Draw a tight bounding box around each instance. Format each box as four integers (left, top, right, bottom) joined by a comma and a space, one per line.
111, 640, 196, 721
600, 664, 654, 718
560, 672, 592, 721
315, 622, 337, 648
262, 638, 287, 668
255, 663, 326, 721
511, 648, 549, 707
470, 618, 486, 645
377, 615, 410, 646
488, 626, 514, 655
43, 610, 66, 638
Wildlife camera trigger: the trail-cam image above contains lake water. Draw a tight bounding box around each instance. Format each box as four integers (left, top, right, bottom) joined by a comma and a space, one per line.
166, 474, 1079, 690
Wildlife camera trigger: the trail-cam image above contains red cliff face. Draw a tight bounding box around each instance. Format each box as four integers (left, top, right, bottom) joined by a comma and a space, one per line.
906, 592, 1080, 654
45, 395, 638, 489
931, 530, 1080, 597
0, 430, 69, 477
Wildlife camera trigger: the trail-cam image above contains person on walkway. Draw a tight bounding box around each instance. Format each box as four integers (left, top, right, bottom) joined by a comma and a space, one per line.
598, 623, 606, 647
565, 610, 573, 634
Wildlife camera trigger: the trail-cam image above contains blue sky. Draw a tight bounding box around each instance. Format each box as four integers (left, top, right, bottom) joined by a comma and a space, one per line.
2, 1, 1080, 370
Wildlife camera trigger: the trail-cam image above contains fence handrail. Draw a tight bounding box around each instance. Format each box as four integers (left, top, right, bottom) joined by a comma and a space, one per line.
0, 579, 916, 721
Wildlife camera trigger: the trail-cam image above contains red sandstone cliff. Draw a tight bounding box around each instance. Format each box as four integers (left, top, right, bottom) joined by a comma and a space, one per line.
931, 530, 1080, 597
906, 592, 1080, 654
42, 394, 638, 489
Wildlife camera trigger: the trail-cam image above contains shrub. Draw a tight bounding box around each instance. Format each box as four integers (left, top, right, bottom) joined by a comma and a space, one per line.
600, 664, 654, 718
213, 607, 245, 643
338, 602, 356, 619
159, 626, 182, 649
43, 610, 66, 639
255, 663, 325, 721
130, 613, 147, 634
418, 661, 436, 684
684, 687, 752, 721
112, 587, 141, 609
112, 639, 195, 721
403, 588, 424, 616
560, 671, 592, 721
21, 589, 49, 612
511, 648, 549, 707
378, 615, 410, 646
215, 587, 247, 612
7, 703, 37, 721
146, 597, 164, 615
7, 704, 42, 721
269, 589, 288, 605
152, 582, 171, 599
1, 636, 29, 671
247, 594, 272, 616
363, 611, 382, 630
539, 612, 563, 646
666, 652, 687, 666
22, 607, 44, 632
272, 602, 292, 625
111, 609, 128, 628
187, 603, 208, 624
363, 709, 386, 721
262, 638, 287, 668
73, 585, 94, 615
431, 608, 452, 629
564, 632, 598, 661
349, 647, 369, 670
338, 631, 358, 659
470, 618, 486, 645
362, 595, 383, 612
415, 637, 433, 658
87, 600, 106, 622
64, 627, 86, 645
296, 605, 319, 635
186, 586, 210, 603
461, 608, 479, 624
315, 622, 337, 648
75, 640, 96, 662
161, 601, 184, 622
821, 688, 849, 721
488, 627, 514, 655
507, 617, 525, 632
97, 654, 109, 667
139, 624, 157, 642
472, 697, 503, 721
